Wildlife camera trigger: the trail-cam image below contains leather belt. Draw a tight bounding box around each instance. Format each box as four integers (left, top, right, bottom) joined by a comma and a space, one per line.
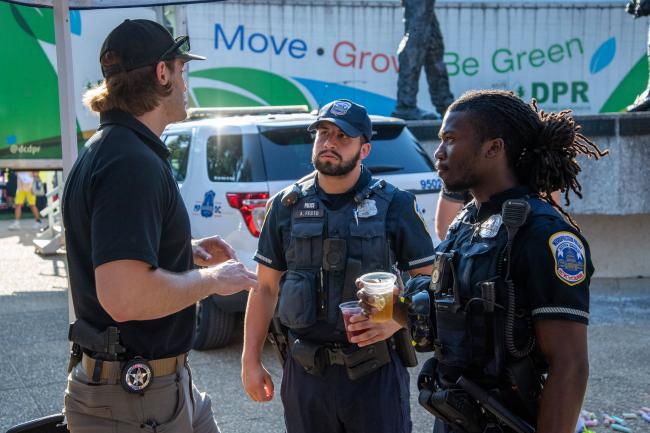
81, 353, 187, 382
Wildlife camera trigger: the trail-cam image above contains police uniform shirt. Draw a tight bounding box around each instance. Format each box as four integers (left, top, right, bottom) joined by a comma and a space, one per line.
63, 109, 194, 359
255, 166, 436, 274
466, 186, 592, 325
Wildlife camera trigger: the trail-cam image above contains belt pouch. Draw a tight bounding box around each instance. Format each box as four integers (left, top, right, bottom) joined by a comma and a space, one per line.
290, 339, 326, 376
393, 328, 419, 367
343, 342, 391, 380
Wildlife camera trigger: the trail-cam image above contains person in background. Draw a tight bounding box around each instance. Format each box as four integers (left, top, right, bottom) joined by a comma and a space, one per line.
4, 168, 17, 210
433, 189, 469, 241
8, 171, 42, 230
32, 171, 48, 212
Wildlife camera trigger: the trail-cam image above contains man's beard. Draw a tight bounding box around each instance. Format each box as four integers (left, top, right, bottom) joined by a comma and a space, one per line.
438, 149, 481, 193
442, 176, 476, 193
312, 148, 361, 176
164, 85, 187, 123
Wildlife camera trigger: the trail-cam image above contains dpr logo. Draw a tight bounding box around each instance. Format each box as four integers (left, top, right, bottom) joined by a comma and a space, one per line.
200, 191, 216, 218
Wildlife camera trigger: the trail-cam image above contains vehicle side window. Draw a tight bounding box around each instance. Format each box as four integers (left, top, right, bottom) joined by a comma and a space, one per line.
163, 134, 191, 182
206, 135, 252, 182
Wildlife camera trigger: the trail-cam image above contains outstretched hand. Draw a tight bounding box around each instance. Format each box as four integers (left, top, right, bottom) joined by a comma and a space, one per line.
193, 235, 237, 267
202, 259, 258, 295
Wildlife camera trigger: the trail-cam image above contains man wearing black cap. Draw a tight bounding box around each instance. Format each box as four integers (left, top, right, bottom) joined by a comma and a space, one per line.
63, 19, 257, 432
242, 99, 435, 433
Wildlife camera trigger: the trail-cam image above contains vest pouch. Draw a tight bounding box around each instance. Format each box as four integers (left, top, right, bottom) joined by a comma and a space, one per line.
278, 270, 319, 329
288, 221, 324, 269
349, 221, 387, 272
434, 297, 471, 370
457, 242, 500, 298
449, 240, 502, 377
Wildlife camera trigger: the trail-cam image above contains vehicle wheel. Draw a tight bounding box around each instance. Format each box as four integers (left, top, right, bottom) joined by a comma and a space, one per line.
193, 297, 235, 350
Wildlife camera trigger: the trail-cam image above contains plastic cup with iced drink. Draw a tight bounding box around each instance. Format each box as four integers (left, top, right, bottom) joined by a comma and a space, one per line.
359, 272, 397, 323
339, 301, 366, 343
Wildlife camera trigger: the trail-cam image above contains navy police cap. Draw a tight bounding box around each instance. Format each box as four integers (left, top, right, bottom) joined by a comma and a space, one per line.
308, 99, 373, 142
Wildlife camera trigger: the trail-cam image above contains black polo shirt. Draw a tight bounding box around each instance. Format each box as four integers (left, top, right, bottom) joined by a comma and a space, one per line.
63, 109, 194, 359
255, 166, 436, 273
467, 186, 592, 325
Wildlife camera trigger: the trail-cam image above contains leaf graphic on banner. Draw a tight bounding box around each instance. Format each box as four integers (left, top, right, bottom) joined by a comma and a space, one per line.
590, 37, 616, 74
10, 4, 55, 44
70, 11, 81, 36
189, 68, 310, 107
600, 54, 649, 112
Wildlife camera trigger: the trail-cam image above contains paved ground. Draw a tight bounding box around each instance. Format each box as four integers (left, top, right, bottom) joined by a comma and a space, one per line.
1, 218, 649, 433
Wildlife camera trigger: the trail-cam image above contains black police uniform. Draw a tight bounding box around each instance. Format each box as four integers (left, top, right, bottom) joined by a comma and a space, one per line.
63, 109, 194, 360
255, 166, 435, 433
422, 186, 592, 433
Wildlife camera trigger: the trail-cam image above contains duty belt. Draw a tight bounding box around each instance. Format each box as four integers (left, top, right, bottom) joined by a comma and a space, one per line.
80, 353, 187, 393
288, 337, 392, 380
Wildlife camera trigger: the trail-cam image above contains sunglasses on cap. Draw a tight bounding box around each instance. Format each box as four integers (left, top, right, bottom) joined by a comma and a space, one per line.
159, 35, 191, 62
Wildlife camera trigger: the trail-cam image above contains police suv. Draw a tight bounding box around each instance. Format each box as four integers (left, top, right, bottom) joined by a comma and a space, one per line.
162, 106, 442, 349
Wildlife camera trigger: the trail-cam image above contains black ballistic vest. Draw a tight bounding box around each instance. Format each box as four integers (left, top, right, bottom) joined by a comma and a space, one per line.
277, 176, 397, 341
432, 197, 559, 389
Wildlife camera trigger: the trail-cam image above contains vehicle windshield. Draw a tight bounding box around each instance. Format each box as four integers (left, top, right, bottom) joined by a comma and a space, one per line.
258, 124, 435, 181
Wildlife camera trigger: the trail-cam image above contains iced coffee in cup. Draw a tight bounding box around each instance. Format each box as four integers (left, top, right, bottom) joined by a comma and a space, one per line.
359, 272, 397, 323
339, 301, 366, 343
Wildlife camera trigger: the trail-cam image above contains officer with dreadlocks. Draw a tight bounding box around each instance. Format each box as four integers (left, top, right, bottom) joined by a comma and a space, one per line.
386, 90, 608, 433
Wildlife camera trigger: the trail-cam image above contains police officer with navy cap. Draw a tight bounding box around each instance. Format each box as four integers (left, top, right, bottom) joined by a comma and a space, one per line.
397, 90, 608, 433
242, 99, 436, 433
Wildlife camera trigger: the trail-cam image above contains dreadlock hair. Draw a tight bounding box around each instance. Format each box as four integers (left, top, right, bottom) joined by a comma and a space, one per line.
447, 89, 608, 230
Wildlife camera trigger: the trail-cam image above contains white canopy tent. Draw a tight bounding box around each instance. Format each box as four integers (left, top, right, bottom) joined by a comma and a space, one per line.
2, 0, 226, 323
2, 0, 226, 180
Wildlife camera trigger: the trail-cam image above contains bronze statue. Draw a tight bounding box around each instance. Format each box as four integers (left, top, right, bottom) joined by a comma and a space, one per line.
393, 0, 454, 120
626, 0, 650, 112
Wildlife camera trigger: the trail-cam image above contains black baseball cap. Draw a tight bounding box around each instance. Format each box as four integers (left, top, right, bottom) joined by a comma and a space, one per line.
100, 19, 206, 77
308, 99, 373, 142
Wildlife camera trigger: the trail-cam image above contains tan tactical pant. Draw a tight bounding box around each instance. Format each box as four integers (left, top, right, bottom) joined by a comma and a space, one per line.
64, 358, 219, 433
